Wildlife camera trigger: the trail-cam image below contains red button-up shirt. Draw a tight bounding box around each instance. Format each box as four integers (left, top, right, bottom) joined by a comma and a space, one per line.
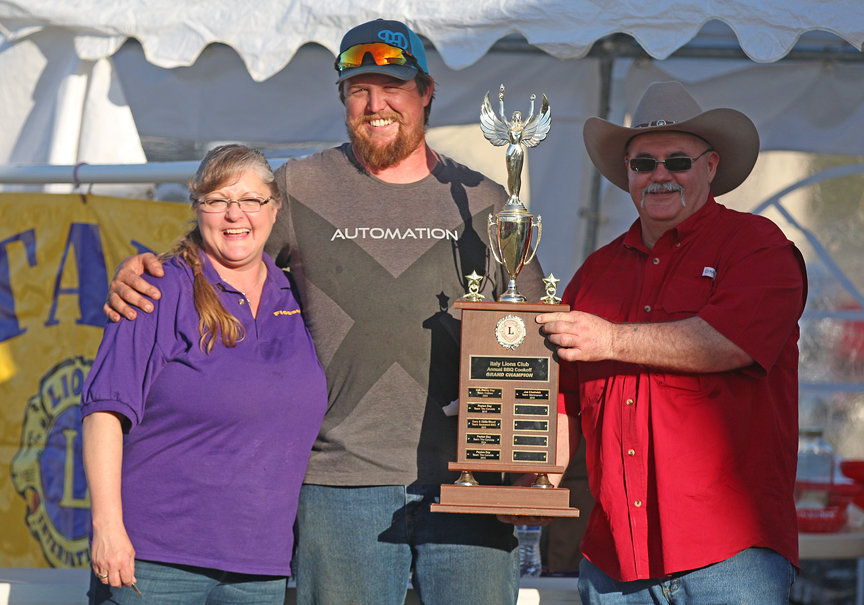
560, 197, 807, 581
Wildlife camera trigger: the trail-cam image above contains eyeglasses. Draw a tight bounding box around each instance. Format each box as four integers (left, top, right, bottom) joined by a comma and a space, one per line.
195, 196, 272, 213
335, 42, 419, 72
627, 148, 714, 173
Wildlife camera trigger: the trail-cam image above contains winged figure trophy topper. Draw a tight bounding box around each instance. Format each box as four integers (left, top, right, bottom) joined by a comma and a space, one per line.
481, 84, 551, 302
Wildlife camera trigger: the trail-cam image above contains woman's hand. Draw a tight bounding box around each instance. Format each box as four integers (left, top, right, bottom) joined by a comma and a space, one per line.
91, 521, 136, 588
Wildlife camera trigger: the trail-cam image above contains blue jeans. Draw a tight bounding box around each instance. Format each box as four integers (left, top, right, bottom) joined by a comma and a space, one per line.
294, 484, 520, 605
578, 547, 795, 605
88, 559, 286, 604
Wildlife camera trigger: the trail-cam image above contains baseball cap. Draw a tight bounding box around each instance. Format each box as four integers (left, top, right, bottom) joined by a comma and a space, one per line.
335, 18, 429, 83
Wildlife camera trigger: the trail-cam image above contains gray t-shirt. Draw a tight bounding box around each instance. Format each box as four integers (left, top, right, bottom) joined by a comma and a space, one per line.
269, 143, 545, 486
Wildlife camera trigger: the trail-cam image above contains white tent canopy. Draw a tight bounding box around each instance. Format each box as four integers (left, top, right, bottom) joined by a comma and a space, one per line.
1, 0, 863, 278
4, 1, 863, 77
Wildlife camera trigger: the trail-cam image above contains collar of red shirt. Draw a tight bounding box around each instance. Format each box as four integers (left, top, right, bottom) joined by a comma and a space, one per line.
623, 194, 721, 252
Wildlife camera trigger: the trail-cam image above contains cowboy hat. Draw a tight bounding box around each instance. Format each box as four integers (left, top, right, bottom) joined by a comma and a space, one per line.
583, 81, 759, 196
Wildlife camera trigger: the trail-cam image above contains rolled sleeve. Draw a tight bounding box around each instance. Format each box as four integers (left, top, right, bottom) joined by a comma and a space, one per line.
82, 275, 172, 429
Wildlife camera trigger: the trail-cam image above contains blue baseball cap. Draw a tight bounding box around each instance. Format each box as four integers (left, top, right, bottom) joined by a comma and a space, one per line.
335, 19, 429, 83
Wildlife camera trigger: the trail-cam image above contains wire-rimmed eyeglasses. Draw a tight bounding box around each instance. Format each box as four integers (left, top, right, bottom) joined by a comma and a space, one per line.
194, 196, 272, 213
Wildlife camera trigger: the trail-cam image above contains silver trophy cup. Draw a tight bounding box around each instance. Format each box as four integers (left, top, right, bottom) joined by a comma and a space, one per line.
488, 204, 542, 302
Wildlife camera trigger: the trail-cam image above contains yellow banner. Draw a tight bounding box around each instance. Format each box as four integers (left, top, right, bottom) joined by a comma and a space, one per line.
0, 193, 191, 567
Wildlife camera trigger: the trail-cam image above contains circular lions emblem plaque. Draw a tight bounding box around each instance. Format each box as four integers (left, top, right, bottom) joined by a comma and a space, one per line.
11, 356, 93, 568
495, 315, 526, 350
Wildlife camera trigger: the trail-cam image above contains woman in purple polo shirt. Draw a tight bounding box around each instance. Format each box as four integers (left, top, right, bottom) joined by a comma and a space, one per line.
81, 144, 327, 604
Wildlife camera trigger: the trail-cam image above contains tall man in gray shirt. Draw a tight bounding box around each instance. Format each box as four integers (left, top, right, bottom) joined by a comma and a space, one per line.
106, 18, 548, 605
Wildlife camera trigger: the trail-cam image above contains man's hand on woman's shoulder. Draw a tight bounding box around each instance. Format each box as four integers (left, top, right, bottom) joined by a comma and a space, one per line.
103, 253, 165, 322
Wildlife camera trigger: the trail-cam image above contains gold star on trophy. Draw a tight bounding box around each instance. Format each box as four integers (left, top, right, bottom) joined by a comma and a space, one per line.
540, 273, 562, 304
460, 271, 486, 301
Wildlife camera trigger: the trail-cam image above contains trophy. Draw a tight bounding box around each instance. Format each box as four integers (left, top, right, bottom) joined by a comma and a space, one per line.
431, 86, 579, 518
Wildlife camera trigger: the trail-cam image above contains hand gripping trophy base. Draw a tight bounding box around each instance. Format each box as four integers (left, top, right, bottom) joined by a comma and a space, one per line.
488, 198, 541, 302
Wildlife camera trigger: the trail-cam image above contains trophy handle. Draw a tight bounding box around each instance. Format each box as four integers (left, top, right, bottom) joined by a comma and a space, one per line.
523, 215, 542, 266
487, 214, 504, 265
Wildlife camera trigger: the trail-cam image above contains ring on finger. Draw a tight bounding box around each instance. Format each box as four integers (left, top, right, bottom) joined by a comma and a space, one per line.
97, 572, 108, 579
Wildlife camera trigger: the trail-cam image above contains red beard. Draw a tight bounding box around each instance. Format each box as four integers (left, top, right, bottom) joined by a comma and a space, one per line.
346, 113, 426, 171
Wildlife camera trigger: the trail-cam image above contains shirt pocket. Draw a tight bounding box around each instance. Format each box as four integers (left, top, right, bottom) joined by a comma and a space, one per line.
654, 372, 725, 406
656, 274, 714, 317
574, 292, 629, 322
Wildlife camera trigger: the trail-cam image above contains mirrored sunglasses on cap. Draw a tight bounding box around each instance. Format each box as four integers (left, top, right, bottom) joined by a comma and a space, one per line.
627, 148, 713, 173
335, 42, 419, 72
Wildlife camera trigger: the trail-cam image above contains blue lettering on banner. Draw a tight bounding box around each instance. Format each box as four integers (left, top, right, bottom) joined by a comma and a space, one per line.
45, 223, 108, 329
0, 229, 37, 342
1, 225, 160, 344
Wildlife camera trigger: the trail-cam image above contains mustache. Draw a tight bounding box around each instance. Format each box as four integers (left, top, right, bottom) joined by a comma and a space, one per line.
643, 182, 683, 194
354, 112, 404, 126
641, 183, 686, 208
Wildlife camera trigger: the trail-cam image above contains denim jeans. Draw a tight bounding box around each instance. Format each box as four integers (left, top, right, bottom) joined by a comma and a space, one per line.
578, 547, 795, 605
294, 484, 520, 605
88, 559, 287, 604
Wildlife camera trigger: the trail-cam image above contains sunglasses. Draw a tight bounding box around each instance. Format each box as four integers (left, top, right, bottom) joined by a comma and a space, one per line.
335, 43, 419, 72
627, 148, 714, 173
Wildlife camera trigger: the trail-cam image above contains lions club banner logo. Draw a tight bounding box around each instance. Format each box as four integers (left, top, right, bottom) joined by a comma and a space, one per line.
11, 357, 93, 568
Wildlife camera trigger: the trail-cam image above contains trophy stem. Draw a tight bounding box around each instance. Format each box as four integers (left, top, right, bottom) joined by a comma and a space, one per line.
531, 473, 554, 489
499, 279, 526, 303
455, 471, 479, 486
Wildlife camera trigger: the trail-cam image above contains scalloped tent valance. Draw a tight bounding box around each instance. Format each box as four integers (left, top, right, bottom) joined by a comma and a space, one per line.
2, 1, 863, 81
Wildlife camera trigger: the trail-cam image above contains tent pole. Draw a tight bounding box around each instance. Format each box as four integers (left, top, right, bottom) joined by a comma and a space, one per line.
580, 57, 614, 262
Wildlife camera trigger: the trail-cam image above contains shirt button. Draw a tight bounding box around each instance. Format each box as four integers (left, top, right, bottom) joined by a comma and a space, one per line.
652, 257, 660, 265
643, 305, 651, 312
627, 449, 636, 456
675, 241, 681, 248
239, 299, 245, 305
625, 399, 634, 406
634, 500, 643, 507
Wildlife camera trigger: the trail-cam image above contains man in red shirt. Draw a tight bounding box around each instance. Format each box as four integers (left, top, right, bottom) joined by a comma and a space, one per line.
538, 81, 807, 603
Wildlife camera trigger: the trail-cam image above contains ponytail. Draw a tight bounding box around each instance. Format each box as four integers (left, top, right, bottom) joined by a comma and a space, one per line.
163, 227, 245, 353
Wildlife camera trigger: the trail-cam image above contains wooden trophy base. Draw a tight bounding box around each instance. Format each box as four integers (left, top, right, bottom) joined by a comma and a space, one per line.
431, 484, 580, 517
431, 300, 578, 518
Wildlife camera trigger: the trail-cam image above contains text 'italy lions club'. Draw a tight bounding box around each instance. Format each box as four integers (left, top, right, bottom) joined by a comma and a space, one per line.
330, 226, 459, 241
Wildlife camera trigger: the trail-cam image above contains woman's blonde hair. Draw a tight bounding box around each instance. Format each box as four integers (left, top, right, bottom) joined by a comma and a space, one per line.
164, 144, 279, 353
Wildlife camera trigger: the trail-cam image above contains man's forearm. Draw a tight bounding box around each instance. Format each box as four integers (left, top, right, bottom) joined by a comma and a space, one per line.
610, 316, 753, 373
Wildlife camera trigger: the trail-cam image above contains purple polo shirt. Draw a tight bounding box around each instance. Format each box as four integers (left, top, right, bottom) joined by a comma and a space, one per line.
82, 252, 327, 575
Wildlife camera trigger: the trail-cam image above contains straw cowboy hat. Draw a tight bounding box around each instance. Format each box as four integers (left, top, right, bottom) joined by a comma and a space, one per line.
583, 81, 759, 196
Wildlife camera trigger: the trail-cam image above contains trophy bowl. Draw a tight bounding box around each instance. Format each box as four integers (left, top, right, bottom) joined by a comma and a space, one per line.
488, 206, 541, 302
